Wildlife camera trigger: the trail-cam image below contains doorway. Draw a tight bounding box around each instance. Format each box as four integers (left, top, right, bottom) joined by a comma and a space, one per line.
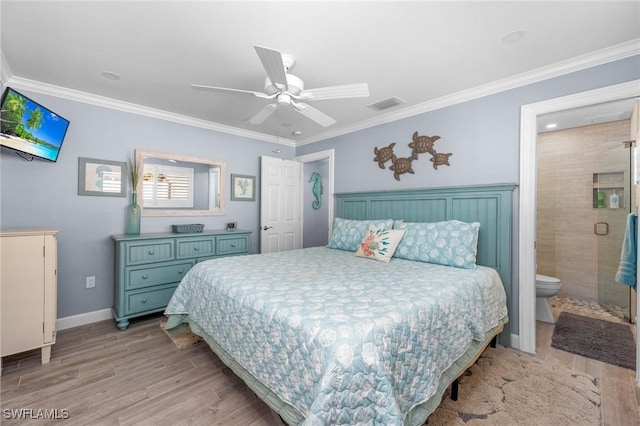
296, 149, 335, 248
518, 79, 640, 358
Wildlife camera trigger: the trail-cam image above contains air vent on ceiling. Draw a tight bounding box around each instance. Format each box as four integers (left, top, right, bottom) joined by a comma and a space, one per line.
367, 97, 404, 111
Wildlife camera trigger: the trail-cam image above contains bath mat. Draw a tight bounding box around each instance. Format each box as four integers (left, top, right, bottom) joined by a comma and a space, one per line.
160, 320, 203, 349
426, 345, 601, 425
551, 312, 636, 370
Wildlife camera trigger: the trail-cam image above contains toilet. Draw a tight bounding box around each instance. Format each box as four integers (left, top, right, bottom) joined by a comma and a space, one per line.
536, 274, 562, 323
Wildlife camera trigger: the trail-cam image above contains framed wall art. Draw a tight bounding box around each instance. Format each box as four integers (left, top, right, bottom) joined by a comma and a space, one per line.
230, 174, 256, 201
78, 157, 127, 197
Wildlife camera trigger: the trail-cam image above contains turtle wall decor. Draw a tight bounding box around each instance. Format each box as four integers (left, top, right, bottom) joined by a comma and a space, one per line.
389, 153, 417, 181
372, 131, 452, 180
373, 142, 396, 169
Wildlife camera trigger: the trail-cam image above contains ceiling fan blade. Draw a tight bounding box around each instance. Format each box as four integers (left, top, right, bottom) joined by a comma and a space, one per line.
254, 45, 288, 91
292, 102, 336, 127
300, 83, 369, 101
191, 84, 273, 99
249, 103, 279, 125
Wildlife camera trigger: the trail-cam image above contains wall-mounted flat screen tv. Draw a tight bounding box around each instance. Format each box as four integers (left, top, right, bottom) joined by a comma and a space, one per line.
0, 87, 70, 162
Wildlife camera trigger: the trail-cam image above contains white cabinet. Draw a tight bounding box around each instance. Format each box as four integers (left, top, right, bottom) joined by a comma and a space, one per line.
1, 229, 57, 366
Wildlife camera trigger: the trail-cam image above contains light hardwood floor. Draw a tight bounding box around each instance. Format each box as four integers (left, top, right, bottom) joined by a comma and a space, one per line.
536, 304, 640, 426
1, 310, 638, 425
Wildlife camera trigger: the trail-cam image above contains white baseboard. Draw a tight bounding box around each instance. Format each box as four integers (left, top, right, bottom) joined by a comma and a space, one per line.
56, 308, 112, 331
510, 333, 520, 351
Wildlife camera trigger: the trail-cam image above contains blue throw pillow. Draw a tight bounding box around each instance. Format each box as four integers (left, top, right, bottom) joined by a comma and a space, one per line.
392, 220, 480, 269
328, 218, 394, 252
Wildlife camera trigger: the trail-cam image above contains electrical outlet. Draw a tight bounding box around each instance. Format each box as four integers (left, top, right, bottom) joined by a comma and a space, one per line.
86, 276, 96, 288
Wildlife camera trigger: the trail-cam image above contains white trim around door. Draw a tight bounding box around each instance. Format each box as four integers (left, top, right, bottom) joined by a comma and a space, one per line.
519, 80, 640, 363
296, 149, 335, 248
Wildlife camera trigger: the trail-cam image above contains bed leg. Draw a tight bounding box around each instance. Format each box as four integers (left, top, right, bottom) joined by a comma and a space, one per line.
451, 378, 459, 401
490, 335, 498, 348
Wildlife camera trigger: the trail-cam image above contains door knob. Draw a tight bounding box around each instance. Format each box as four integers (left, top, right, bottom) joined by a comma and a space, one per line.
262, 225, 273, 231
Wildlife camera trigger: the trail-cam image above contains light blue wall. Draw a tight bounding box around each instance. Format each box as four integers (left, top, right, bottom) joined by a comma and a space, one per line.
297, 56, 640, 191
296, 55, 640, 334
0, 87, 294, 318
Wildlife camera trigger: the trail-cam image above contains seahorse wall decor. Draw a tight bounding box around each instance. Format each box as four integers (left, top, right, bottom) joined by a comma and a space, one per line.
372, 131, 452, 180
309, 171, 322, 209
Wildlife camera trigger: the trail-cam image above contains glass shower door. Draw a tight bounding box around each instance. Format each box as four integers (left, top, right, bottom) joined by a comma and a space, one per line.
595, 141, 633, 321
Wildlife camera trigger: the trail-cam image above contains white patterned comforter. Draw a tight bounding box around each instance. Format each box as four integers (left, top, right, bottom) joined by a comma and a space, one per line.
164, 247, 508, 425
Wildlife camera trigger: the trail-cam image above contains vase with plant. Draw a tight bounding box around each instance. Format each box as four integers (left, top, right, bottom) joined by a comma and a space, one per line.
125, 152, 142, 235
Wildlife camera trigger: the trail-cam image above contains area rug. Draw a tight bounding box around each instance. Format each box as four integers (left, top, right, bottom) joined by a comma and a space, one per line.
551, 311, 635, 370
160, 320, 203, 349
427, 345, 601, 425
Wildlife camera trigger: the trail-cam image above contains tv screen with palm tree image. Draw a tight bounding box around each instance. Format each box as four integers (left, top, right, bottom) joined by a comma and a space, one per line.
0, 87, 70, 162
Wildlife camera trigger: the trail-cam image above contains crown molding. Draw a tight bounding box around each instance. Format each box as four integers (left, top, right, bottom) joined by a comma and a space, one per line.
296, 38, 640, 146
4, 76, 296, 147
4, 39, 638, 149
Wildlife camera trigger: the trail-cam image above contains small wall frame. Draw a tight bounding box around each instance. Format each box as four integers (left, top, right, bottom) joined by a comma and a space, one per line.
78, 157, 126, 197
230, 174, 256, 201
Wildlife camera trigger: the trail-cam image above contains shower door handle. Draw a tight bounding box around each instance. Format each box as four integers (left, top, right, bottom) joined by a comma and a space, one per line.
594, 222, 609, 236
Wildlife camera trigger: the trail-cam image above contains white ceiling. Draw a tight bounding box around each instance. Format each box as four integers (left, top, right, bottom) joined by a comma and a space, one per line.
1, 1, 639, 145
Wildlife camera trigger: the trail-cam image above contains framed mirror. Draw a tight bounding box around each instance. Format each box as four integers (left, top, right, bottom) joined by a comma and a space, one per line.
135, 149, 226, 216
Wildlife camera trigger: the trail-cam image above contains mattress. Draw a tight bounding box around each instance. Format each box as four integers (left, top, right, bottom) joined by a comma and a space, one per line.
164, 246, 508, 425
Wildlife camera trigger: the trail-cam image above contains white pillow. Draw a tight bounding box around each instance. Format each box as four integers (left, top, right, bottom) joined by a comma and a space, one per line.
354, 224, 406, 263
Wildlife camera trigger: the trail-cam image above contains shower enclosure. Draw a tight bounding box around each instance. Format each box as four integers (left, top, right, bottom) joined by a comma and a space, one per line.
537, 114, 636, 322
594, 142, 634, 321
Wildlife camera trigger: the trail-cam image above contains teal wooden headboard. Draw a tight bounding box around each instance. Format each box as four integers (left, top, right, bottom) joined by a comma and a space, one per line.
335, 183, 516, 346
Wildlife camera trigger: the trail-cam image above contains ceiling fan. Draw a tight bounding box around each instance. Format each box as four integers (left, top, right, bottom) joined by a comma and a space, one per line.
191, 45, 370, 127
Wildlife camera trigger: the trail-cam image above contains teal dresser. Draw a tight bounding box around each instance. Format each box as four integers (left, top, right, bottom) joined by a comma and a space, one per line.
112, 229, 251, 330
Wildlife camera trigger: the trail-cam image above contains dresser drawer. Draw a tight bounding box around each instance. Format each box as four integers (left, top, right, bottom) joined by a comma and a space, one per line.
217, 235, 249, 255
126, 260, 194, 290
124, 239, 174, 265
176, 237, 216, 259
126, 284, 178, 315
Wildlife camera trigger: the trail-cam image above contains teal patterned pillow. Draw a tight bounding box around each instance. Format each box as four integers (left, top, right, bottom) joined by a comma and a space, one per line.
392, 220, 480, 269
328, 218, 394, 251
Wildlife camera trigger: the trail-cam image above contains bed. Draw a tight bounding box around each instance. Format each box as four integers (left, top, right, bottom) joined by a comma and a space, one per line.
164, 184, 515, 425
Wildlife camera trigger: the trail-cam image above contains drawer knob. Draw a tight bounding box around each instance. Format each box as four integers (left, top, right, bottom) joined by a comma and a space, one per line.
142, 274, 148, 280
194, 247, 199, 251
148, 250, 155, 255
141, 298, 147, 304
231, 244, 236, 248
178, 270, 184, 274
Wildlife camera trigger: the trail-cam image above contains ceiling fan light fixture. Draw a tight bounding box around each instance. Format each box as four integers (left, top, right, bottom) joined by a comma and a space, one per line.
265, 74, 304, 95
193, 45, 368, 128
277, 93, 292, 106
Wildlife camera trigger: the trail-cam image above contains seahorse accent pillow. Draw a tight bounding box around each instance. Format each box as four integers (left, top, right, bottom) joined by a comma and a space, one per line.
328, 217, 394, 252
354, 225, 406, 263
392, 219, 480, 269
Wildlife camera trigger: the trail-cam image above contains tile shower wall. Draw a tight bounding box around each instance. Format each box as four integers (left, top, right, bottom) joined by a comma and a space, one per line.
537, 120, 630, 302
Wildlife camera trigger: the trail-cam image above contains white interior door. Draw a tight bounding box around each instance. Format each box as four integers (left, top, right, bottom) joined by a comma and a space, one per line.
260, 156, 301, 253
